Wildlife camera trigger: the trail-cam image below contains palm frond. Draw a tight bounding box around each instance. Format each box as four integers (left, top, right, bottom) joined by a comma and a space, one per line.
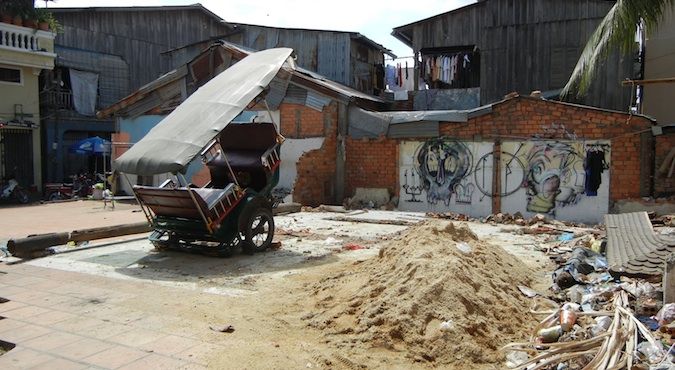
562, 0, 675, 98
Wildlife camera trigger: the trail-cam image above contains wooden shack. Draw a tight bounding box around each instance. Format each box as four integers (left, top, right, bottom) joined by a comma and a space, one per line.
392, 0, 633, 111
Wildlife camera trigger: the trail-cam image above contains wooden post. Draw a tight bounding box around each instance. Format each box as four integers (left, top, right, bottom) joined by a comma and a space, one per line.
7, 222, 151, 258
664, 255, 675, 304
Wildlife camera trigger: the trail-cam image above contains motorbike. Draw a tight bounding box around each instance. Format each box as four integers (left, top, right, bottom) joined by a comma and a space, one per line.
44, 174, 93, 201
0, 177, 29, 204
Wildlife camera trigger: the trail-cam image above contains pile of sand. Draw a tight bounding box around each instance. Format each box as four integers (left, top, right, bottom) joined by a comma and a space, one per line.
306, 221, 536, 368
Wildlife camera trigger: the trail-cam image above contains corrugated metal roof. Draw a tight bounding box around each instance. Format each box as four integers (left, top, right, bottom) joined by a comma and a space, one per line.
306, 91, 331, 112
606, 212, 675, 275
99, 41, 386, 118
283, 85, 308, 105
266, 71, 291, 110
388, 121, 439, 138
293, 66, 385, 104
232, 22, 395, 57
97, 65, 187, 118
50, 4, 229, 26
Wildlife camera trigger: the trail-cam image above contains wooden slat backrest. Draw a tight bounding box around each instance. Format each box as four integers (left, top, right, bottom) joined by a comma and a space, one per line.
134, 186, 209, 220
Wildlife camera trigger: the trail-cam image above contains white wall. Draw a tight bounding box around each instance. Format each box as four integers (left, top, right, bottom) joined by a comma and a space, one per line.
398, 139, 494, 217
499, 140, 611, 224
277, 137, 324, 202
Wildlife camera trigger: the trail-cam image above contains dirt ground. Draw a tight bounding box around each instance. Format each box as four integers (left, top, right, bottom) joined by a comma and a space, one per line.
0, 202, 556, 369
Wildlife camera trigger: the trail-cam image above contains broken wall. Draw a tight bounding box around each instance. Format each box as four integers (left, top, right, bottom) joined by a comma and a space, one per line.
287, 101, 340, 206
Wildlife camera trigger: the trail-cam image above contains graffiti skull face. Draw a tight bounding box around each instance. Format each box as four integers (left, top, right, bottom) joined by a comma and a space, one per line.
415, 139, 471, 206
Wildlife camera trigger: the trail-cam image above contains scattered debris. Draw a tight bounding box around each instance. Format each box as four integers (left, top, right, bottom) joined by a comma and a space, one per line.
342, 244, 366, 251
517, 285, 540, 298
209, 324, 235, 333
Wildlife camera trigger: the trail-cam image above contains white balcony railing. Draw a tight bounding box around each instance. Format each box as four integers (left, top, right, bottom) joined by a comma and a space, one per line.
0, 22, 54, 53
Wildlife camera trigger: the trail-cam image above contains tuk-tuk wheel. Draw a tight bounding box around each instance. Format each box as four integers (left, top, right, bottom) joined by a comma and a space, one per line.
152, 232, 178, 251
242, 207, 274, 254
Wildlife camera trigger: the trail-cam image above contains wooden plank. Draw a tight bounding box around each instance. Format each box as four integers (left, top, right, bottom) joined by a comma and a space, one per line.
621, 77, 675, 86
664, 255, 675, 304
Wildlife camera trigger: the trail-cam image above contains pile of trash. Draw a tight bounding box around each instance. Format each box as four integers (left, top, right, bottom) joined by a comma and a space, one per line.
305, 221, 536, 368
504, 223, 675, 369
427, 211, 589, 228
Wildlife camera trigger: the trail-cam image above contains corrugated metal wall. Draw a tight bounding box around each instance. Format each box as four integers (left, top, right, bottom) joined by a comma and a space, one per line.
53, 8, 233, 91
226, 24, 383, 94
406, 0, 632, 111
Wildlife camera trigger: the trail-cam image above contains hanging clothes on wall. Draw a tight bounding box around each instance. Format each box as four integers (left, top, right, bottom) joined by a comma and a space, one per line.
420, 51, 477, 89
584, 147, 606, 196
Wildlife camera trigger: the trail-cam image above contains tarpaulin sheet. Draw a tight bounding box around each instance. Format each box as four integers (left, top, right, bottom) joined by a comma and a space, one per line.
69, 69, 99, 116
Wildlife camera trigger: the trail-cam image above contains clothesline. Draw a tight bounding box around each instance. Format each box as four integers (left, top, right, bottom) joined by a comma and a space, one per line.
384, 55, 415, 61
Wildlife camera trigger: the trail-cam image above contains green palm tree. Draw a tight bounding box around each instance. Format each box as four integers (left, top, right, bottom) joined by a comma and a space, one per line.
562, 0, 675, 98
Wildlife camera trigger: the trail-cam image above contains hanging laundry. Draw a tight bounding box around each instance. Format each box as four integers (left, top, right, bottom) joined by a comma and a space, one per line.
385, 65, 397, 90
398, 63, 403, 87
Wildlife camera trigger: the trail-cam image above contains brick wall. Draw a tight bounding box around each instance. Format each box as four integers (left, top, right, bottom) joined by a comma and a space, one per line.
438, 97, 652, 201
655, 131, 675, 196
287, 102, 339, 206
111, 132, 130, 160
344, 96, 654, 206
280, 103, 326, 138
345, 137, 398, 198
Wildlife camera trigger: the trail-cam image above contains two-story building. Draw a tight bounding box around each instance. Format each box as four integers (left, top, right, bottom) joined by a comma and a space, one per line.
0, 19, 56, 190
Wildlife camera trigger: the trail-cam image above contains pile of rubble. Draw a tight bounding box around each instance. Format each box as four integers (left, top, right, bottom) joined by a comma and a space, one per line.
504, 212, 675, 369
427, 211, 589, 228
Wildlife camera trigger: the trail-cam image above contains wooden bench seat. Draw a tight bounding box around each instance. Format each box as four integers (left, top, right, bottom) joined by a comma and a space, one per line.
134, 183, 239, 225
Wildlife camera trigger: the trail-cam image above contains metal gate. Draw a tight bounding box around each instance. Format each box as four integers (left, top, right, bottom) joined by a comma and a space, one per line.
0, 128, 34, 186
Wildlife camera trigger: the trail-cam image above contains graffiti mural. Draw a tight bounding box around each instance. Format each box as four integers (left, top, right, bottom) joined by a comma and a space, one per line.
399, 140, 493, 216
399, 139, 610, 223
501, 140, 611, 223
414, 139, 472, 206
523, 142, 584, 213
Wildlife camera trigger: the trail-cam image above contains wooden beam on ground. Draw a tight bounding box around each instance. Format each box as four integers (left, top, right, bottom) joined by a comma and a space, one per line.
7, 222, 152, 259
621, 77, 675, 86
272, 202, 301, 215
325, 216, 417, 226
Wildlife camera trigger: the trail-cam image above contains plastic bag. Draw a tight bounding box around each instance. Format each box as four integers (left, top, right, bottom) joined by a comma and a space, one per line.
656, 303, 675, 326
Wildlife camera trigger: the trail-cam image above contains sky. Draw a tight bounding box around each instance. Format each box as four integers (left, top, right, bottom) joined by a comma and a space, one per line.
38, 0, 476, 62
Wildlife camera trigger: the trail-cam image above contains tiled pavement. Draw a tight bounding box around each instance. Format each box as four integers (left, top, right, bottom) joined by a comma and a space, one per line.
0, 264, 228, 369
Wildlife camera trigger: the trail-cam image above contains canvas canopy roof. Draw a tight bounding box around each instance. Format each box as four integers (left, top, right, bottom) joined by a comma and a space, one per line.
114, 48, 293, 175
